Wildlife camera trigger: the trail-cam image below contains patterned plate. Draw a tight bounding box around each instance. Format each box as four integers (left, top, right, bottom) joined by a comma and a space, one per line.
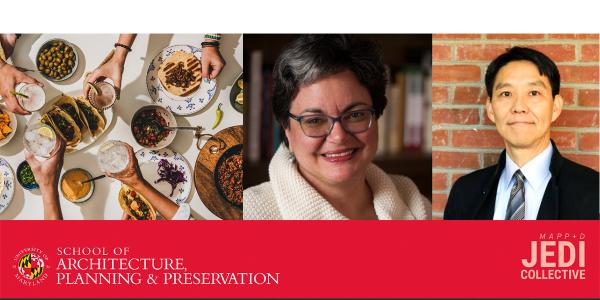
135, 148, 192, 205
0, 158, 15, 214
146, 45, 217, 115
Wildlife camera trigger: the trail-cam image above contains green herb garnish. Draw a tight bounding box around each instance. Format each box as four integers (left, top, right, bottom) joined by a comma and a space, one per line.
19, 163, 37, 186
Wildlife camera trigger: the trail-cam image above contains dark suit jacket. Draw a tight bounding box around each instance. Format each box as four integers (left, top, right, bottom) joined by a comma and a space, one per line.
444, 141, 599, 220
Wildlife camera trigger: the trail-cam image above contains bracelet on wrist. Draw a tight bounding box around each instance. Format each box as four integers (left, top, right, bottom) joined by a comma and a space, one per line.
203, 34, 222, 41
114, 43, 132, 52
201, 41, 220, 48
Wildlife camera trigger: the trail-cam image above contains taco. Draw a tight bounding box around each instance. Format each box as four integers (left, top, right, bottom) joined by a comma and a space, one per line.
40, 114, 53, 129
119, 185, 156, 220
74, 97, 105, 137
43, 107, 81, 146
158, 50, 202, 97
54, 95, 87, 134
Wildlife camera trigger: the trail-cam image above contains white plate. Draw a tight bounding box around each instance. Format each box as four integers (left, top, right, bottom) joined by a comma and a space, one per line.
0, 109, 17, 148
0, 158, 15, 214
135, 148, 192, 205
146, 45, 217, 115
27, 94, 113, 154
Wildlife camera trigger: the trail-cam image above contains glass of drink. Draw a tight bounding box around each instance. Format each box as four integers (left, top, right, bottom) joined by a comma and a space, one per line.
97, 140, 130, 174
16, 83, 45, 112
87, 81, 116, 111
23, 122, 58, 158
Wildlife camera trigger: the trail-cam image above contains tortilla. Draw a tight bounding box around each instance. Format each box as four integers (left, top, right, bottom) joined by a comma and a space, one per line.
118, 185, 157, 220
74, 96, 106, 137
55, 95, 87, 135
43, 107, 81, 146
158, 50, 202, 97
40, 114, 53, 128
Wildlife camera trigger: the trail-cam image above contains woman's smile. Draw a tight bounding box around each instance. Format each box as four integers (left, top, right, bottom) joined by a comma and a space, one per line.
320, 148, 359, 162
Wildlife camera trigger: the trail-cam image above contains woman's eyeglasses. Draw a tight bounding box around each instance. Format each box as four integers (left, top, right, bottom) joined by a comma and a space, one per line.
288, 108, 376, 138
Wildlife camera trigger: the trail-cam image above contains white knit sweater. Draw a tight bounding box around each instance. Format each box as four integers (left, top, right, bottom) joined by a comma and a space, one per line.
244, 145, 432, 220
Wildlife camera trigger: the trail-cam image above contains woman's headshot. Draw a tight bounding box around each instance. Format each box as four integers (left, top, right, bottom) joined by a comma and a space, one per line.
243, 34, 432, 220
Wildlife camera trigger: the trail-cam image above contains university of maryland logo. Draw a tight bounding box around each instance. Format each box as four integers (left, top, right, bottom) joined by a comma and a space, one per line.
17, 253, 45, 280
13, 248, 49, 286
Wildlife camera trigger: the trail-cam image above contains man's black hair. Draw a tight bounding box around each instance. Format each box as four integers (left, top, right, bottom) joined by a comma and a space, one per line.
485, 46, 560, 98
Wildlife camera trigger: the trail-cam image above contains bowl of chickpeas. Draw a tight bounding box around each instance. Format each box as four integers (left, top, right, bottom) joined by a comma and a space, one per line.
36, 39, 78, 82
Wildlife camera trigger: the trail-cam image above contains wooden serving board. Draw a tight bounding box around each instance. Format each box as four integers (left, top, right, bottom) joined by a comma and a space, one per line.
194, 125, 243, 220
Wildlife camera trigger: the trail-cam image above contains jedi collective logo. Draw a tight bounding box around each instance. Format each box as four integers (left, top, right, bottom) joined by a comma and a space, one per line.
13, 248, 49, 286
520, 232, 586, 280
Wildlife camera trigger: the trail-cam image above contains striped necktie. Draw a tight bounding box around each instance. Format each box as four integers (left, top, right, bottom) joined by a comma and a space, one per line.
506, 170, 525, 220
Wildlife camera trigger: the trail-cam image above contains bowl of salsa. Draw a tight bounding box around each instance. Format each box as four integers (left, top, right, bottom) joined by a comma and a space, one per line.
131, 105, 176, 150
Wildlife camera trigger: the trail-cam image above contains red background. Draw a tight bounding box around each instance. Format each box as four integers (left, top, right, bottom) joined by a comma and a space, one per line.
1, 221, 598, 298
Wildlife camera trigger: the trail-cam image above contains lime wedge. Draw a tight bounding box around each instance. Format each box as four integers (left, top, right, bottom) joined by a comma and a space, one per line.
87, 82, 101, 97
37, 126, 55, 139
236, 92, 244, 105
99, 143, 112, 152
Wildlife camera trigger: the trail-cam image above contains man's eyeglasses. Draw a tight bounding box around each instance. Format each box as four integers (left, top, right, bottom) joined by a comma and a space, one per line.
288, 108, 376, 138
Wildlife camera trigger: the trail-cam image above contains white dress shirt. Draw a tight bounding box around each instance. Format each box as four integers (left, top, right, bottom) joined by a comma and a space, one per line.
494, 143, 553, 220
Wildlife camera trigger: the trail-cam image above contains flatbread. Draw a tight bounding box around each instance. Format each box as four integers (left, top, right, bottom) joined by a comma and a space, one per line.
74, 96, 106, 137
43, 107, 81, 147
157, 50, 202, 97
118, 185, 157, 220
55, 95, 87, 135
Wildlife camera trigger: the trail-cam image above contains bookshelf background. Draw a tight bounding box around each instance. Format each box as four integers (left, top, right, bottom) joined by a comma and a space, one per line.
243, 34, 433, 200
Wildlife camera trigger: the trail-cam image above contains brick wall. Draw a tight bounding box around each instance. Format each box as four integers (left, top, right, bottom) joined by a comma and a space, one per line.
431, 34, 600, 219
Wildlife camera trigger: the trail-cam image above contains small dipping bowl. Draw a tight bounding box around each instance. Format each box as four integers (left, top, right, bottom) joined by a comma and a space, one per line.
60, 168, 94, 203
16, 161, 39, 190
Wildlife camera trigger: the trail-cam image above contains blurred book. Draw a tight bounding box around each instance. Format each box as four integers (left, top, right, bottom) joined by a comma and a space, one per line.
422, 50, 432, 154
389, 71, 405, 155
377, 65, 393, 157
260, 68, 274, 159
248, 50, 263, 164
422, 73, 432, 153
404, 67, 424, 150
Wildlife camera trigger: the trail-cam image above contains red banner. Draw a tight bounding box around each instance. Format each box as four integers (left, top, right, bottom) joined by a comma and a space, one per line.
1, 221, 598, 298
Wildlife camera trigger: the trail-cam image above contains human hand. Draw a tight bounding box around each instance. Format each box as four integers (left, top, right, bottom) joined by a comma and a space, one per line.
0, 62, 43, 115
0, 34, 18, 58
201, 46, 226, 80
25, 137, 65, 220
121, 211, 132, 220
106, 143, 146, 189
83, 54, 125, 99
24, 137, 66, 192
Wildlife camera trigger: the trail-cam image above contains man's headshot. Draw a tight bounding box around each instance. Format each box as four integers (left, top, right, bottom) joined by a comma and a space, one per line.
443, 46, 599, 220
